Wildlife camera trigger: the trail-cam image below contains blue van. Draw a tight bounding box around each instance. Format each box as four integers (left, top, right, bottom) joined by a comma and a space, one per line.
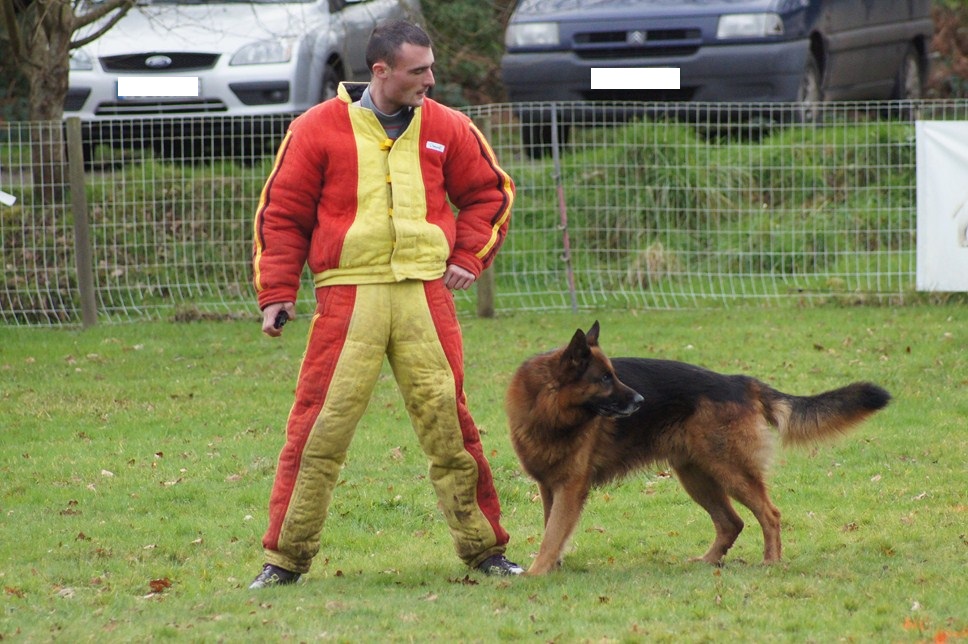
501, 0, 933, 150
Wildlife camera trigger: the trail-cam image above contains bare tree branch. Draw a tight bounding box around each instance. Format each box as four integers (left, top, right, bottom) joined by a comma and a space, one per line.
1, 0, 25, 60
71, 0, 133, 43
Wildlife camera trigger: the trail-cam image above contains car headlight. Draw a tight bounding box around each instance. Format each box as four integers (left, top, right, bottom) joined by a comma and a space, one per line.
230, 39, 294, 66
716, 13, 784, 39
505, 22, 560, 49
70, 49, 94, 71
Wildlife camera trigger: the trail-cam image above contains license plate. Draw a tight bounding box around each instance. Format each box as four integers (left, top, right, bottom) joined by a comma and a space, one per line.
117, 77, 200, 99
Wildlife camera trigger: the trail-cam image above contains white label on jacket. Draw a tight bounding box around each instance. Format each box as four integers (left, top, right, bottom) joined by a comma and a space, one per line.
426, 141, 445, 153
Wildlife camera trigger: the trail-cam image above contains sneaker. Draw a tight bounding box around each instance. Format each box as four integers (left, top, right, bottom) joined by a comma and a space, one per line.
248, 563, 301, 589
476, 554, 524, 576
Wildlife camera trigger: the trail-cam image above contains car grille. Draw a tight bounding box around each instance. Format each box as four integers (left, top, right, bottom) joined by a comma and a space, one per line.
94, 99, 229, 116
100, 53, 220, 72
574, 29, 701, 59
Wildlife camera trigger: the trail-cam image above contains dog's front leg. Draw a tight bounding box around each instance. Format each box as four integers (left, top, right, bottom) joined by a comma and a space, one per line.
528, 478, 590, 575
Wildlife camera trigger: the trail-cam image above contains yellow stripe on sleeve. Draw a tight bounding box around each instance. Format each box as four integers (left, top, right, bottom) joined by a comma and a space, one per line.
252, 130, 293, 293
468, 122, 514, 260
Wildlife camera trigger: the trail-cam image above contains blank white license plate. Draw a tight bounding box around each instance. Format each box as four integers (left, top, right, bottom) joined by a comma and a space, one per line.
117, 77, 200, 99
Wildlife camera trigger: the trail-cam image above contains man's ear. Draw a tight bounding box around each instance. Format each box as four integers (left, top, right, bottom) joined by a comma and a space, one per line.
372, 61, 390, 78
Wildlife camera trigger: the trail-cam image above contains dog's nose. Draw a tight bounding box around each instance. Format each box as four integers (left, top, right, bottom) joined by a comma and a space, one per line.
622, 391, 644, 415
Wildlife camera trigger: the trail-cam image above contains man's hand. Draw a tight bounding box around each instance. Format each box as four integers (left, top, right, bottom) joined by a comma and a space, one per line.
443, 264, 476, 291
262, 302, 295, 337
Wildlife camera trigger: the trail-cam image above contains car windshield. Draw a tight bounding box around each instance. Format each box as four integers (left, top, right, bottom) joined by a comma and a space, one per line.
132, 0, 313, 4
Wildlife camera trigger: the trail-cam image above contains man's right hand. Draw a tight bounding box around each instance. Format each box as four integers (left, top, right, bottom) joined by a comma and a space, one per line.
261, 302, 295, 337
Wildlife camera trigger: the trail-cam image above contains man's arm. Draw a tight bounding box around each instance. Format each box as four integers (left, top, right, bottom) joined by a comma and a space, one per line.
444, 117, 515, 277
252, 119, 325, 310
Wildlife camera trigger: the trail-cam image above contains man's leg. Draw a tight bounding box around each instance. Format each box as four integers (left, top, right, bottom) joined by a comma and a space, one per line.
260, 285, 389, 574
386, 280, 510, 567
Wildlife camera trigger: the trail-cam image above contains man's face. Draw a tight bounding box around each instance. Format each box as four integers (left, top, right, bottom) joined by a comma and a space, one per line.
373, 43, 435, 112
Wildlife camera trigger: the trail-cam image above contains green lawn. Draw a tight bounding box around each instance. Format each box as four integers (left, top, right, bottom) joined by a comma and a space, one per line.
1, 306, 964, 641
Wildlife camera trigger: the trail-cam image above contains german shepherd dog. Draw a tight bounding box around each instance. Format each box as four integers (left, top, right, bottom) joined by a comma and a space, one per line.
506, 321, 891, 575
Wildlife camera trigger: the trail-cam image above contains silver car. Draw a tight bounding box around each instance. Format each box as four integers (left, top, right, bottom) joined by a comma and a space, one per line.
66, 0, 422, 155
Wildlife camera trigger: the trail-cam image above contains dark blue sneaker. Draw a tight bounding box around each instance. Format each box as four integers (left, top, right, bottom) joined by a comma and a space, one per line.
249, 563, 301, 589
476, 554, 524, 576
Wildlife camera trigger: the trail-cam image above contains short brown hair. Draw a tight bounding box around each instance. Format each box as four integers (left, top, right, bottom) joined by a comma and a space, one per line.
365, 19, 432, 70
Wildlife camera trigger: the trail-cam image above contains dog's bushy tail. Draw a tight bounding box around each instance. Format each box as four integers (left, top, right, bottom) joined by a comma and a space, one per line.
771, 382, 891, 446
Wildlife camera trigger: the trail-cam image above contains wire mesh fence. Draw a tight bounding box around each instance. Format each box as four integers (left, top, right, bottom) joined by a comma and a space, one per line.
1, 100, 965, 326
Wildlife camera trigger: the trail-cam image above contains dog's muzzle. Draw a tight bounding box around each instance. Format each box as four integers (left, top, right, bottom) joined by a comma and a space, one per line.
595, 391, 644, 418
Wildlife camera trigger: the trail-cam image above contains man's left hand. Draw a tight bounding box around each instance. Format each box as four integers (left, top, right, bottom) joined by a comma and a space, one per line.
443, 264, 476, 290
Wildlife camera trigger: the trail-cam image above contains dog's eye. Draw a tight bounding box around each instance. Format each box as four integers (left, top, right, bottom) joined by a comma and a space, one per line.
601, 373, 612, 385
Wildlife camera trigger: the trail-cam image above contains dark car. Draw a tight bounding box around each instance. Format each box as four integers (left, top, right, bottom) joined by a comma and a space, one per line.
501, 0, 933, 149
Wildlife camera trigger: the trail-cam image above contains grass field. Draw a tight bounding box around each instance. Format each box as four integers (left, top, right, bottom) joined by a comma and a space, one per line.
1, 306, 965, 642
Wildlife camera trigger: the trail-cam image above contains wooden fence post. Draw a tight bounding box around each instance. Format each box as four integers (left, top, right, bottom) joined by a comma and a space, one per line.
477, 111, 498, 318
476, 265, 495, 318
66, 117, 97, 328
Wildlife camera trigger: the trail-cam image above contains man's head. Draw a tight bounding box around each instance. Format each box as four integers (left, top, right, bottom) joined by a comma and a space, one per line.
366, 20, 435, 113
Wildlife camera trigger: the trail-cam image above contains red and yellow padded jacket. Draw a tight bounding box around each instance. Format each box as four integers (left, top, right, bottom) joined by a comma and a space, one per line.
252, 82, 514, 310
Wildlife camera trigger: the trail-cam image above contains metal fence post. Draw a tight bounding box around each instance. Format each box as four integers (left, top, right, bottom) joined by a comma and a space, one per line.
65, 117, 98, 328
550, 106, 579, 313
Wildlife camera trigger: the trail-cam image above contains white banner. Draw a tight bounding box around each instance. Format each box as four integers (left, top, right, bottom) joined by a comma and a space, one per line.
916, 121, 968, 291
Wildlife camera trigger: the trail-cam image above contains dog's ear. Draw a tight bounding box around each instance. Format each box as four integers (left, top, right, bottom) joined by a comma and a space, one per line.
558, 327, 592, 381
586, 320, 600, 346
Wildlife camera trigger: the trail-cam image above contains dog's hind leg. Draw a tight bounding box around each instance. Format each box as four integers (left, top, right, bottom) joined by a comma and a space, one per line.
725, 475, 782, 563
538, 482, 554, 528
674, 463, 745, 565
528, 479, 590, 575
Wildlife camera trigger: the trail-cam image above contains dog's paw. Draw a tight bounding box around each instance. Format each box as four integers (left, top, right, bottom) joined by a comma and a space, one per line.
688, 555, 725, 567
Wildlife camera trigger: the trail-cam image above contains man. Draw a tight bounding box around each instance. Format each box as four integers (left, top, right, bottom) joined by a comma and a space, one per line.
249, 19, 520, 589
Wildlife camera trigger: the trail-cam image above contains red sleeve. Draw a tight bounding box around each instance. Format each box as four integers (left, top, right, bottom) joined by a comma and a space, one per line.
442, 115, 514, 277
251, 111, 327, 309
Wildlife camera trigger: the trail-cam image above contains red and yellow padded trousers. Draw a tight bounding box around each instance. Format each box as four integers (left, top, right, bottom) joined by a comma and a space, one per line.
261, 279, 510, 573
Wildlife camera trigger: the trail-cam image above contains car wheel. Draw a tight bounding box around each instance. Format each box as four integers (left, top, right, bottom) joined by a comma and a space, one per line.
883, 45, 923, 120
321, 64, 341, 102
795, 52, 823, 123
892, 44, 923, 101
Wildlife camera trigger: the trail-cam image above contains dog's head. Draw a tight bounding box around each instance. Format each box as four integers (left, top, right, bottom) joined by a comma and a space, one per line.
556, 321, 644, 418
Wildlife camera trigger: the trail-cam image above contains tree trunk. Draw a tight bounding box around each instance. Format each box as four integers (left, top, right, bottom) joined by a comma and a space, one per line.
27, 0, 75, 203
